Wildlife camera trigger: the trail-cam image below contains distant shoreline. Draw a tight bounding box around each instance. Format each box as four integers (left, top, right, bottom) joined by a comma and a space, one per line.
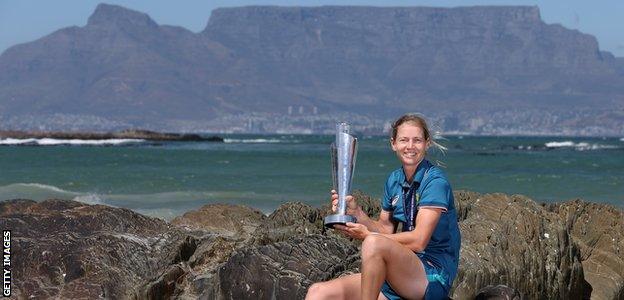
0, 129, 223, 142
1, 129, 622, 139
188, 132, 624, 138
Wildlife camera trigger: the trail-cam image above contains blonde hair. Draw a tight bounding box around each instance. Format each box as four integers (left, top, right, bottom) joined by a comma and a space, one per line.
390, 113, 447, 153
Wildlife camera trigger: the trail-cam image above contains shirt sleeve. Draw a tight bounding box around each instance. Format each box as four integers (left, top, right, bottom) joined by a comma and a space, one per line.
418, 177, 451, 212
381, 176, 393, 211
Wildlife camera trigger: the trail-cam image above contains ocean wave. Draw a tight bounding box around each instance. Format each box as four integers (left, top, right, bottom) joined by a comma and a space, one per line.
72, 193, 108, 205
516, 145, 535, 150
544, 141, 619, 151
223, 138, 286, 144
0, 183, 81, 200
545, 141, 576, 148
0, 183, 284, 220
0, 138, 145, 146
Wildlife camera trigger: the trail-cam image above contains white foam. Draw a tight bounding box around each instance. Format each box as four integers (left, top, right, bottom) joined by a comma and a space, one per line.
545, 141, 575, 148
0, 138, 145, 145
0, 183, 79, 201
19, 183, 69, 194
72, 193, 107, 205
585, 144, 619, 150
0, 138, 37, 145
545, 141, 618, 151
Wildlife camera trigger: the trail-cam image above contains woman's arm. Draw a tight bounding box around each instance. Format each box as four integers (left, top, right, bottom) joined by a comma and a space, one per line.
380, 207, 442, 252
342, 207, 443, 252
331, 192, 396, 234
352, 208, 395, 234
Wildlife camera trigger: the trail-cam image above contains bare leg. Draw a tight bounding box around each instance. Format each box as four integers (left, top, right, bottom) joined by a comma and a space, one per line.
360, 234, 428, 300
306, 273, 391, 300
305, 273, 361, 300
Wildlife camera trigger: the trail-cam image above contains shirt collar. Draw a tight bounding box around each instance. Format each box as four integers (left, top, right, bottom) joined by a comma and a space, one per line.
400, 159, 431, 189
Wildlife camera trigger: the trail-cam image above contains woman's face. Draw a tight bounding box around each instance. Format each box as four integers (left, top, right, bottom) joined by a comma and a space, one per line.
391, 122, 430, 168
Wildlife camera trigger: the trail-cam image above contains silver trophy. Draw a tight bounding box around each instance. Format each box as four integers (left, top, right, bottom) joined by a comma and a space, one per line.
324, 122, 358, 228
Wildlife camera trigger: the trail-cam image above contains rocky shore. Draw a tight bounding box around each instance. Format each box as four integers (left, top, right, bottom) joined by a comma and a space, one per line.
2, 191, 622, 299
0, 129, 223, 142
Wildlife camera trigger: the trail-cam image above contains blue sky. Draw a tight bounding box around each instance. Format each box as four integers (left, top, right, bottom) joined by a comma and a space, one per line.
1, 0, 623, 56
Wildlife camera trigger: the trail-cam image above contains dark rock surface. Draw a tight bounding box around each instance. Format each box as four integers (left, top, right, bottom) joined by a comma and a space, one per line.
171, 203, 267, 237
0, 199, 189, 299
452, 192, 586, 299
0, 129, 223, 142
0, 4, 622, 131
3, 192, 622, 299
547, 200, 624, 300
475, 284, 521, 300
253, 201, 325, 244
216, 235, 359, 300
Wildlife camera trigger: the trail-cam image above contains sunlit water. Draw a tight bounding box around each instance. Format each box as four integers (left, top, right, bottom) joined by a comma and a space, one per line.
1, 135, 622, 220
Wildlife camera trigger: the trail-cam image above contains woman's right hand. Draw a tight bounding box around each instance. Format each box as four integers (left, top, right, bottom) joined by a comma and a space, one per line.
330, 190, 359, 215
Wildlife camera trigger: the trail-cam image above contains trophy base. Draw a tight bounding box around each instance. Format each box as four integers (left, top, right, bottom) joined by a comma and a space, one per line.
324, 214, 357, 228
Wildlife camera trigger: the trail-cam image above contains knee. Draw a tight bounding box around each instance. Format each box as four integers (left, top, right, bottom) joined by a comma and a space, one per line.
361, 234, 388, 260
305, 282, 328, 300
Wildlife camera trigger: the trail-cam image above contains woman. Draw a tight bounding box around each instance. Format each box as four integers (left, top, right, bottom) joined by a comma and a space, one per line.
306, 114, 461, 300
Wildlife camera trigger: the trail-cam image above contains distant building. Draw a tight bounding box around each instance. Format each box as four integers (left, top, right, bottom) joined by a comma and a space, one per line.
246, 118, 265, 133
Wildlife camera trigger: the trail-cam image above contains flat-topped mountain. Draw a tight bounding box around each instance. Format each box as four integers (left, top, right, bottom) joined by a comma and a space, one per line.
1, 4, 622, 134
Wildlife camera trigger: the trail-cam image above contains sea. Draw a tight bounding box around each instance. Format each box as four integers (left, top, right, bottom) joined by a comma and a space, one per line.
1, 135, 622, 220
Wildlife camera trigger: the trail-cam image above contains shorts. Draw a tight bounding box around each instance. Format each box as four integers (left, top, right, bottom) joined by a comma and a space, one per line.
380, 255, 450, 300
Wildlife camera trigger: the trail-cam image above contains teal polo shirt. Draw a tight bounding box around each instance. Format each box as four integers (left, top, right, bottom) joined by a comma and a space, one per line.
381, 159, 461, 286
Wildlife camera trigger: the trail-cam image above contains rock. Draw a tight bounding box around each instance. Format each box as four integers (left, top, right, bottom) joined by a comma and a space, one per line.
138, 201, 361, 299
137, 264, 188, 299
451, 192, 586, 299
0, 199, 187, 299
115, 129, 215, 141
475, 284, 521, 300
547, 200, 624, 300
138, 203, 271, 299
171, 203, 267, 237
214, 235, 360, 300
0, 129, 223, 142
5, 194, 623, 299
454, 190, 482, 222
253, 201, 324, 244
135, 235, 240, 299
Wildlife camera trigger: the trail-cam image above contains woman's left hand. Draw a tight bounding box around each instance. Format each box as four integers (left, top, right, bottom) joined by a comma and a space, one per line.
334, 222, 370, 240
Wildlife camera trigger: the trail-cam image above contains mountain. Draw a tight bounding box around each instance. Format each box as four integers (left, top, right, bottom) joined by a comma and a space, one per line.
0, 3, 622, 134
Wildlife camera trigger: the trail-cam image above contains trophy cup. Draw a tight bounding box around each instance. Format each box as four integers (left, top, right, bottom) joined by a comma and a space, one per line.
324, 122, 358, 228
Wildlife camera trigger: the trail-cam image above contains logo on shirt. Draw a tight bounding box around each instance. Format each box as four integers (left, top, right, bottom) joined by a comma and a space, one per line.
391, 195, 400, 207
